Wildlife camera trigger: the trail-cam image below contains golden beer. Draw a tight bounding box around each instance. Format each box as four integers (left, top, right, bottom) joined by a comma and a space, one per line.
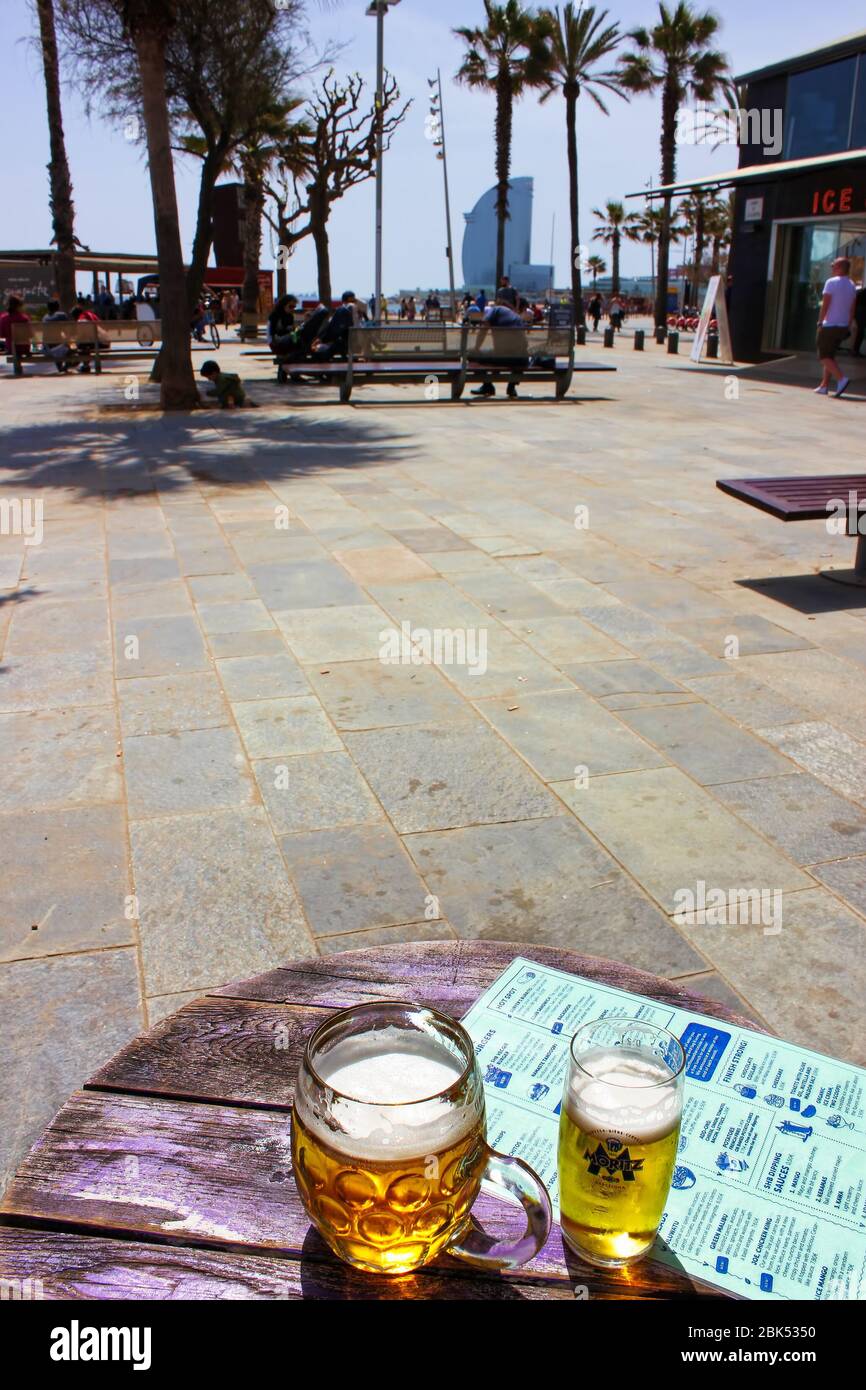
292, 1002, 552, 1275
558, 1020, 685, 1267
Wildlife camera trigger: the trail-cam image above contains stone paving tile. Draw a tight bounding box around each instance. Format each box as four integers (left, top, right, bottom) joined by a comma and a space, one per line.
0, 948, 142, 1190
247, 559, 365, 611
233, 694, 342, 759
278, 824, 430, 936
275, 604, 391, 664
345, 721, 560, 833
627, 636, 729, 680
504, 615, 627, 665
108, 555, 180, 587
146, 990, 208, 1027
670, 612, 813, 658
530, 576, 618, 611
216, 651, 309, 702
417, 549, 502, 575
599, 692, 700, 710
566, 658, 685, 698
442, 626, 574, 698
714, 772, 866, 865
474, 689, 669, 781
229, 532, 328, 566
0, 707, 120, 811
253, 750, 383, 834
0, 554, 23, 590
130, 807, 312, 996
737, 649, 866, 741
0, 647, 114, 712
124, 725, 257, 818
603, 574, 734, 621
5, 596, 109, 654
188, 573, 256, 603
369, 579, 487, 630
811, 857, 866, 918
471, 537, 541, 558
404, 817, 705, 976
455, 571, 565, 620
389, 526, 470, 553
675, 972, 765, 1026
617, 702, 794, 786
554, 766, 812, 912
0, 804, 132, 962
196, 599, 275, 635
308, 659, 472, 730
681, 671, 810, 728
334, 546, 437, 586
111, 582, 194, 621
318, 920, 456, 955
118, 671, 229, 737
113, 613, 209, 679
755, 720, 866, 807
674, 888, 866, 1063
574, 602, 671, 646
173, 543, 238, 578
206, 629, 287, 659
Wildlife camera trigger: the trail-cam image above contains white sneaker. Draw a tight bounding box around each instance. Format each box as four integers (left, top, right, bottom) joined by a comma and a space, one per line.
834, 376, 850, 397
814, 384, 828, 394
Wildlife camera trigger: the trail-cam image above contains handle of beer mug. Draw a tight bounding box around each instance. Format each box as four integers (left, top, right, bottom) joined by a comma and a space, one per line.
446, 1147, 552, 1272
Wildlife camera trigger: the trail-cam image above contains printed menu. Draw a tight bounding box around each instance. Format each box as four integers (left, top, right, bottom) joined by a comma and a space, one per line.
461, 957, 865, 1301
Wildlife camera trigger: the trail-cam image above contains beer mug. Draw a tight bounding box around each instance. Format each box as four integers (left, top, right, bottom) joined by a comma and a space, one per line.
558, 1017, 685, 1267
292, 1001, 551, 1275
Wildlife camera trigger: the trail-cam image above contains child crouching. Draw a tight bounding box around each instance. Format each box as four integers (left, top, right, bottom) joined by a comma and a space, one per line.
199, 360, 257, 408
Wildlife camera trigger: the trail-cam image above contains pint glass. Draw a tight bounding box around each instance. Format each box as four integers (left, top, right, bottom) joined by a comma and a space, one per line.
558, 1017, 685, 1267
292, 1001, 551, 1275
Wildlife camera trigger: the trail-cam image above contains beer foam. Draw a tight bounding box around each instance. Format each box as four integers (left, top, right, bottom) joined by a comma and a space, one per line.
299, 1029, 478, 1162
566, 1049, 681, 1145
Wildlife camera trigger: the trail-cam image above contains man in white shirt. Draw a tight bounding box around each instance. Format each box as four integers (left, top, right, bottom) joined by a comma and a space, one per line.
816, 256, 856, 397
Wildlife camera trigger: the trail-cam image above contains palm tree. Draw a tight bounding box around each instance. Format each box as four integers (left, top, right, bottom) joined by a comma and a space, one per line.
112, 0, 198, 408
591, 200, 635, 295
455, 1, 553, 288
538, 5, 623, 324
587, 253, 606, 287
705, 192, 732, 275
624, 202, 686, 297
619, 2, 732, 327
35, 0, 77, 310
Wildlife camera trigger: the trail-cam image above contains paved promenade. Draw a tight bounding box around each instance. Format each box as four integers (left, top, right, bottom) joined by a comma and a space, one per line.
2, 338, 865, 1187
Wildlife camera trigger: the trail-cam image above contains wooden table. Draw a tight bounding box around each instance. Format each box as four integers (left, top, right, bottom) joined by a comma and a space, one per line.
0, 942, 761, 1301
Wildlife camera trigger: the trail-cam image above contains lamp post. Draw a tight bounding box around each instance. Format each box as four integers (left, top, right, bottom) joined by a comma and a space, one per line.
428, 70, 456, 321
366, 0, 401, 323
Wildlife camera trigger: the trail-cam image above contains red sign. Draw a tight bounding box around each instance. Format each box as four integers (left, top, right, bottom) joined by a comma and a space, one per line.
810, 186, 856, 215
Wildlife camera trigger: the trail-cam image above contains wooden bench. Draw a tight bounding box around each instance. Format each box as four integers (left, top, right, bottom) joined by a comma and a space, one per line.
276, 322, 615, 402
717, 473, 866, 586
6, 319, 162, 376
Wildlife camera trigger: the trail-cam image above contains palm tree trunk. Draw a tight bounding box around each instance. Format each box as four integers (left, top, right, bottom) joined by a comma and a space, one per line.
36, 0, 77, 311
131, 22, 198, 409
494, 71, 513, 288
565, 86, 583, 324
654, 78, 679, 329
310, 187, 332, 306
693, 199, 706, 304
612, 229, 620, 296
241, 170, 263, 336
187, 148, 224, 315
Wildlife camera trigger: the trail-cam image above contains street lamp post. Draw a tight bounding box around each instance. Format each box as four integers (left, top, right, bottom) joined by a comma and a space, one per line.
366, 0, 401, 323
428, 70, 456, 321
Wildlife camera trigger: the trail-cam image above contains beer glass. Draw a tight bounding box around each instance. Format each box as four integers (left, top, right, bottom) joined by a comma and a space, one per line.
292, 1001, 552, 1275
558, 1017, 685, 1267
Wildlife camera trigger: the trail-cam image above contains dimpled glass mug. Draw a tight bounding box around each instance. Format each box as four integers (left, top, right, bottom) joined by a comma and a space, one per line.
291, 1001, 552, 1275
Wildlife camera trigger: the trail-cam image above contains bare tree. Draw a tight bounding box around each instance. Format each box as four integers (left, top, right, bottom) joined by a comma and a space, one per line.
265, 71, 410, 305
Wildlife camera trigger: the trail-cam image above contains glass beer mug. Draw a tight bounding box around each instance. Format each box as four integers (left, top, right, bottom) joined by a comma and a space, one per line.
558, 1017, 685, 1267
292, 1001, 552, 1275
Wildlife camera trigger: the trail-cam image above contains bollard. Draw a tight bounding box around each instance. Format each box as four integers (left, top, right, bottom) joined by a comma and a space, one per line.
577, 325, 586, 346
634, 329, 645, 351
603, 326, 614, 348
655, 324, 667, 345
667, 330, 679, 354
706, 332, 719, 359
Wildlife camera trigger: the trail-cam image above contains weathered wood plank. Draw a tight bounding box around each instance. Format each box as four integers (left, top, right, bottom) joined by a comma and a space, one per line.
0, 1228, 581, 1302
0, 1092, 716, 1298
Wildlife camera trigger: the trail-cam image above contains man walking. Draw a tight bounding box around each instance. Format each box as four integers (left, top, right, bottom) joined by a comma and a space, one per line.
815, 256, 856, 398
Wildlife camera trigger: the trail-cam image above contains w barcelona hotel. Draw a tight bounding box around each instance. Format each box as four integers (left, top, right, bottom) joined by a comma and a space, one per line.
645, 29, 866, 361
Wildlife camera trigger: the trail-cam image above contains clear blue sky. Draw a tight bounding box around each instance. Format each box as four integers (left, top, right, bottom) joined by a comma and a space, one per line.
4, 0, 866, 293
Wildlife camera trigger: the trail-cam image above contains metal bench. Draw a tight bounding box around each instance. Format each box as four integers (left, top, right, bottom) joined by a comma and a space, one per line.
6, 319, 162, 376
276, 322, 615, 402
717, 473, 866, 586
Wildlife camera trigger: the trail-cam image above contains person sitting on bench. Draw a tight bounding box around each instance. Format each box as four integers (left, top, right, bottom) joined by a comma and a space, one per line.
311, 292, 363, 361
0, 295, 32, 361
268, 294, 298, 354
467, 295, 529, 399
274, 304, 331, 372
43, 300, 72, 372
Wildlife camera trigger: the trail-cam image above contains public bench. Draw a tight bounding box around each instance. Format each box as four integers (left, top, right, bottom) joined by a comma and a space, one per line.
6, 319, 162, 376
716, 473, 866, 586
274, 321, 615, 402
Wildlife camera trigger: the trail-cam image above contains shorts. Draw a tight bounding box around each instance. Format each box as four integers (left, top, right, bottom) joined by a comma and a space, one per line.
817, 325, 849, 358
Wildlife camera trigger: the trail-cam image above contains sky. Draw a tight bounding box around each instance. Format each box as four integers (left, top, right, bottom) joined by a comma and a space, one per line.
4, 0, 866, 294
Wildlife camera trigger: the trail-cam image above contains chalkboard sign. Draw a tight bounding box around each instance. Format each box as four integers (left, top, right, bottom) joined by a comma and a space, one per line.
549, 304, 574, 328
